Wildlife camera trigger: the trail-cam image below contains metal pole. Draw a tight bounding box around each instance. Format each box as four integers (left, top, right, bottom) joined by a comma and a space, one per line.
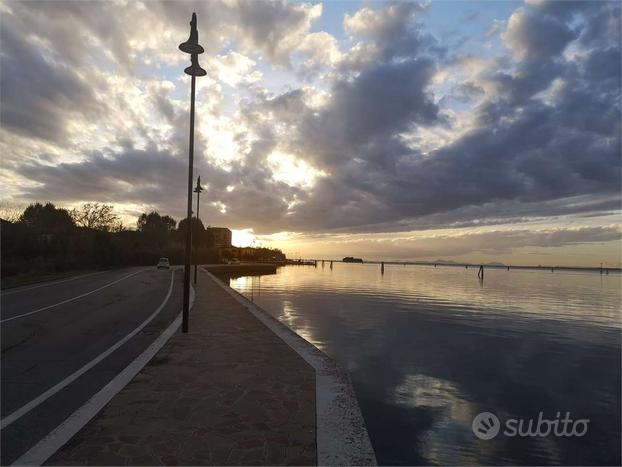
182, 74, 196, 333
194, 187, 200, 284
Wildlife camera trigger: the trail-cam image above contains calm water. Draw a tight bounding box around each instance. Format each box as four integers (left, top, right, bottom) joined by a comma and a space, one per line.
221, 263, 621, 465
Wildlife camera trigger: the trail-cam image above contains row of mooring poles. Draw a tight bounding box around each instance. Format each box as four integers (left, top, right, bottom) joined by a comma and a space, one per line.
308, 259, 333, 269
319, 259, 616, 279
362, 261, 611, 280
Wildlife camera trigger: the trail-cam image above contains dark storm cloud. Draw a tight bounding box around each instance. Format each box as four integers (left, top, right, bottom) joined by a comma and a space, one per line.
0, 0, 323, 142
16, 0, 137, 69
296, 195, 621, 235
260, 0, 621, 233
299, 58, 440, 169
15, 139, 303, 231
235, 0, 318, 66
0, 20, 102, 142
341, 225, 622, 259
2, 0, 620, 237
17, 146, 187, 205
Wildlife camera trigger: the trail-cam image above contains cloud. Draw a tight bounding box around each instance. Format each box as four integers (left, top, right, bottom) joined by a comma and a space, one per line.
283, 0, 620, 232
299, 57, 440, 169
502, 8, 576, 60
0, 0, 619, 246
234, 0, 322, 67
295, 32, 343, 78
270, 225, 622, 260
343, 2, 429, 62
208, 52, 262, 87
0, 19, 102, 142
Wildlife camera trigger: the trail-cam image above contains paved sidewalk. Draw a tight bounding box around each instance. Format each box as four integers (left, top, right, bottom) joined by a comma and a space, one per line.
47, 272, 316, 465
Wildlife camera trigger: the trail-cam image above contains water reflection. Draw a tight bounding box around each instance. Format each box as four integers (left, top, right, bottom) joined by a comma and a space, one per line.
222, 264, 621, 465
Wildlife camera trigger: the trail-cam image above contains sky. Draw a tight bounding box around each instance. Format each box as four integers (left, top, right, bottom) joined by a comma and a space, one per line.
1, 0, 620, 267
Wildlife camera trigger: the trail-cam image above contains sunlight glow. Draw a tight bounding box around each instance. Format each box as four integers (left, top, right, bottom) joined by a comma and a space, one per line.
267, 151, 328, 188
232, 228, 256, 247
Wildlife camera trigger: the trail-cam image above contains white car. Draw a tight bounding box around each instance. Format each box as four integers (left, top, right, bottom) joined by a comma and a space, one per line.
157, 257, 170, 269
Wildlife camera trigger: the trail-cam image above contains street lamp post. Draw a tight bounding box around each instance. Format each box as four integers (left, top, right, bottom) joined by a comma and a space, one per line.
179, 12, 206, 333
194, 176, 204, 285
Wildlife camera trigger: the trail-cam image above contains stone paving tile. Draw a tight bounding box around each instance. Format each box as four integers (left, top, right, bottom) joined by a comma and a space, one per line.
47, 272, 316, 466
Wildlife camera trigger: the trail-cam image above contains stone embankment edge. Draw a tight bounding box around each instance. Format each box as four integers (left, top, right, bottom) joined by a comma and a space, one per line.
205, 270, 377, 466
13, 278, 195, 466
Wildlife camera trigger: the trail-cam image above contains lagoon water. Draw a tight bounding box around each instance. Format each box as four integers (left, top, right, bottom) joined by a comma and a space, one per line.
221, 263, 621, 465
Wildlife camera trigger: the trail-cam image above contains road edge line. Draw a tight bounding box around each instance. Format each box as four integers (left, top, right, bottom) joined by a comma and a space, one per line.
12, 282, 195, 467
1, 270, 173, 429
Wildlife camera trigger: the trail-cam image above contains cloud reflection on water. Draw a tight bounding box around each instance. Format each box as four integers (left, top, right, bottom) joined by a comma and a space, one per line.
226, 264, 621, 465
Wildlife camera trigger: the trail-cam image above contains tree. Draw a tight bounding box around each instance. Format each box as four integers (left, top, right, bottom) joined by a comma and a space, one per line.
137, 211, 177, 247
138, 211, 176, 233
71, 203, 122, 232
20, 202, 74, 233
177, 217, 206, 244
0, 201, 24, 223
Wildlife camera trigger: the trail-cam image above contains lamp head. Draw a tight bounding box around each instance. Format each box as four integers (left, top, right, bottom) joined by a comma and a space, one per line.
184, 53, 207, 76
179, 12, 205, 55
194, 176, 204, 193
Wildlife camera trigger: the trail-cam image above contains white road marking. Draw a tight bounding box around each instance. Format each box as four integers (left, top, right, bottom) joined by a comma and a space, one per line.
0, 270, 146, 324
1, 271, 106, 297
12, 280, 195, 467
0, 270, 175, 430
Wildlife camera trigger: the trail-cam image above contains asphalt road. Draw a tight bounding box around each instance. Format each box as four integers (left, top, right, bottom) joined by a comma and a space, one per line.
1, 267, 184, 465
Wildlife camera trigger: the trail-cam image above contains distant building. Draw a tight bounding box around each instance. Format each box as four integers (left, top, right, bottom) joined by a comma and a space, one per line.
343, 256, 363, 263
206, 227, 232, 248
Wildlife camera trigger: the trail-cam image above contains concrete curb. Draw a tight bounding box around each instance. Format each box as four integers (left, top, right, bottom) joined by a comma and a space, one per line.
205, 270, 377, 466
